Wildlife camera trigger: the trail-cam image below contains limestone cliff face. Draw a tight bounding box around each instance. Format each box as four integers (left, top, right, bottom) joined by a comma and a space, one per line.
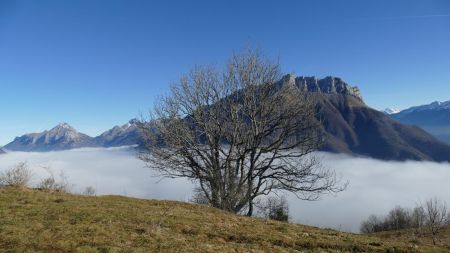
280, 74, 363, 101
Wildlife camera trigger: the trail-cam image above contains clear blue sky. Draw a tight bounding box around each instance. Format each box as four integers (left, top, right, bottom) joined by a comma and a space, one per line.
1, 0, 449, 145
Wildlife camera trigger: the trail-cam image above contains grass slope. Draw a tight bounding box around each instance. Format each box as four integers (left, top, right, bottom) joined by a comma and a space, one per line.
0, 188, 447, 253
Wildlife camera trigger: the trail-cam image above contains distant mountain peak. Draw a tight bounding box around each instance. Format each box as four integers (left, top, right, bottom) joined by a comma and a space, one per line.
95, 120, 143, 147
383, 108, 400, 115
390, 100, 450, 145
401, 100, 450, 114
121, 119, 139, 129
50, 122, 76, 132
280, 74, 363, 101
4, 123, 95, 152
56, 122, 73, 129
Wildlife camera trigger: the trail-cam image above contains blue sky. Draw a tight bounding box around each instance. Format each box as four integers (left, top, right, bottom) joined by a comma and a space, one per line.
0, 0, 449, 145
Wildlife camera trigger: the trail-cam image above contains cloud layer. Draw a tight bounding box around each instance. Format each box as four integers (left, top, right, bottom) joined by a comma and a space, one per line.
1, 148, 449, 232
287, 153, 450, 232
0, 147, 194, 201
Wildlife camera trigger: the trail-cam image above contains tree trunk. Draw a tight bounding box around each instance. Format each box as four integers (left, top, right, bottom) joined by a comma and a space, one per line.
246, 199, 253, 216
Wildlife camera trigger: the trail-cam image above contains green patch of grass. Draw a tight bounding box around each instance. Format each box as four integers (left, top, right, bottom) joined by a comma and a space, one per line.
0, 187, 447, 252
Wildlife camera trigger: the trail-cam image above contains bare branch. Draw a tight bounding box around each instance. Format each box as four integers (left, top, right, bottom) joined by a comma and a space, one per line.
138, 48, 346, 215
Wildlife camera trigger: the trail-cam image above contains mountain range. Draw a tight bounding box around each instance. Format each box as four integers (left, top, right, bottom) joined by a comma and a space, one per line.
389, 101, 450, 144
2, 76, 450, 162
3, 120, 143, 152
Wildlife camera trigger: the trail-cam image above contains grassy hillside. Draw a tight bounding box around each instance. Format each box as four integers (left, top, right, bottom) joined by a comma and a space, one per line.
375, 228, 450, 251
0, 187, 448, 253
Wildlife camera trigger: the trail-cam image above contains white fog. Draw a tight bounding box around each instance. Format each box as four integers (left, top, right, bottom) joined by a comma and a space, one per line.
1, 147, 449, 232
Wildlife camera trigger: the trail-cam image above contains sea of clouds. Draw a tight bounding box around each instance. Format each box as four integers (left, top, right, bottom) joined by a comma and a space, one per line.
0, 147, 449, 232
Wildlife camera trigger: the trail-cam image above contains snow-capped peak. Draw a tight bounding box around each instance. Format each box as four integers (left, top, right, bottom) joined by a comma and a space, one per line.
56, 122, 73, 129
42, 123, 81, 143
50, 122, 77, 133
400, 100, 450, 114
121, 119, 139, 130
383, 108, 400, 115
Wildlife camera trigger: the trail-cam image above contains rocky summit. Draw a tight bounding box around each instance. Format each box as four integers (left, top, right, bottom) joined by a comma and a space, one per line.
95, 119, 144, 147
280, 75, 363, 101
4, 123, 97, 152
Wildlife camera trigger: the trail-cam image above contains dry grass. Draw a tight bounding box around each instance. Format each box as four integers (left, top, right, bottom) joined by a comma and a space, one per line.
0, 187, 448, 253
374, 227, 450, 250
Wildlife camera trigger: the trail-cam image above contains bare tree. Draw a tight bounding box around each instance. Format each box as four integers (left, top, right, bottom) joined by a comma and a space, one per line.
83, 186, 96, 196
387, 206, 411, 230
424, 197, 449, 245
360, 214, 382, 234
411, 206, 426, 236
139, 49, 345, 216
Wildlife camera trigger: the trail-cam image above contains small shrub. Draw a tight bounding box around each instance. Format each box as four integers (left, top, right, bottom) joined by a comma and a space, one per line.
54, 198, 65, 203
83, 186, 96, 196
38, 167, 70, 192
258, 196, 289, 222
361, 206, 417, 234
0, 162, 32, 188
361, 198, 450, 245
